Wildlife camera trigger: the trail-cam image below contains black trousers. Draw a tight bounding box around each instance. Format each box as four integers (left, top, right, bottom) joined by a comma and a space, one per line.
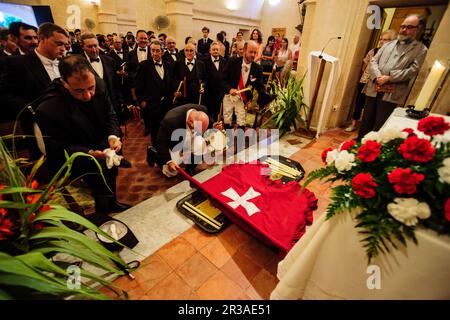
357, 93, 397, 140
142, 103, 167, 141
351, 82, 367, 121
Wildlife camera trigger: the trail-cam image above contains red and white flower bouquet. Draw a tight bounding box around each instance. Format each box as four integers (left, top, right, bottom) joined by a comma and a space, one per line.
304, 116, 450, 262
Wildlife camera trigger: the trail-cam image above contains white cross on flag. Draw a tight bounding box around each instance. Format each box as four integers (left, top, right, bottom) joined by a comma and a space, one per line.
221, 187, 261, 216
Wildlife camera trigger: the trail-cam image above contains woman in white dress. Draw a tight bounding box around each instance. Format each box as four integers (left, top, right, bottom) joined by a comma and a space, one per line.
274, 37, 292, 80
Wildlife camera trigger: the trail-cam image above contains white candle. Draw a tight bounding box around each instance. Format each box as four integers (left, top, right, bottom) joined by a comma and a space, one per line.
415, 60, 446, 111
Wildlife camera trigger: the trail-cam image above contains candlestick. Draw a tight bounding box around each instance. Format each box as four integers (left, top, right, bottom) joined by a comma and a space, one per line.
415, 60, 446, 111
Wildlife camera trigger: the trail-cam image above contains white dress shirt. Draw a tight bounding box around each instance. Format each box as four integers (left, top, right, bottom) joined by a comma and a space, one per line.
185, 58, 195, 72
153, 59, 164, 80
85, 53, 104, 79
167, 50, 177, 61
137, 46, 148, 63
211, 55, 220, 71
114, 49, 123, 60
241, 60, 251, 86
35, 49, 60, 81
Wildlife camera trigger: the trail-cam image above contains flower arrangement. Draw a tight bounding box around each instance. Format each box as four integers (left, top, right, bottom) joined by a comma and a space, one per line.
304, 116, 450, 262
0, 136, 134, 299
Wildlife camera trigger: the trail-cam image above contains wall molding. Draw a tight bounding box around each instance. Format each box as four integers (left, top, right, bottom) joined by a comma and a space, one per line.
166, 11, 194, 17
193, 8, 261, 26
165, 0, 195, 4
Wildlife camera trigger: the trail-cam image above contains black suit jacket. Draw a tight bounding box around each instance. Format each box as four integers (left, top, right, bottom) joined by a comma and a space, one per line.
221, 56, 264, 101
108, 49, 126, 66
162, 49, 179, 65
155, 104, 211, 165
126, 47, 151, 84
202, 55, 226, 116
197, 38, 213, 56
135, 59, 173, 108
71, 41, 83, 54
0, 51, 52, 123
172, 58, 207, 106
35, 78, 120, 168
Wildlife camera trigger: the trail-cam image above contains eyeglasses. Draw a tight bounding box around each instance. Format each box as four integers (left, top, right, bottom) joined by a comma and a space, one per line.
400, 25, 418, 30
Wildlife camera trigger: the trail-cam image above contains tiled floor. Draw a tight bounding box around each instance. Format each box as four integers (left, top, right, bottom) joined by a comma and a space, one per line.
104, 119, 357, 300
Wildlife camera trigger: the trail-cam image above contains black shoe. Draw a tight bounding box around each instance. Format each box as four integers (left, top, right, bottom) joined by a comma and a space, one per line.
94, 195, 114, 215
119, 158, 132, 168
146, 145, 158, 167
109, 200, 132, 213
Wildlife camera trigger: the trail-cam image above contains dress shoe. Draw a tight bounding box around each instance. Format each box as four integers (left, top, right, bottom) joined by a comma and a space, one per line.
119, 158, 132, 168
109, 200, 132, 213
146, 145, 158, 167
345, 124, 356, 132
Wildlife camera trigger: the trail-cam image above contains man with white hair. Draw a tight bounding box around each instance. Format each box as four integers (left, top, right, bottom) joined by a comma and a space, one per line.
162, 36, 179, 65
358, 14, 428, 139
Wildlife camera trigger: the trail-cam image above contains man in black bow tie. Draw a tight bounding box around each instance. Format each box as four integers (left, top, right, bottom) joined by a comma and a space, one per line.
172, 43, 206, 107
162, 36, 179, 65
202, 41, 226, 120
135, 40, 173, 143
81, 33, 122, 119
35, 55, 132, 215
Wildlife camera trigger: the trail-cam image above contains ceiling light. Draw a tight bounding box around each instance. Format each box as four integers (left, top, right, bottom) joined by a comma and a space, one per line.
269, 0, 281, 6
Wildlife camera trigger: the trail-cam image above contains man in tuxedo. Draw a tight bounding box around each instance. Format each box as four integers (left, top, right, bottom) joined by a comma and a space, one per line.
154, 104, 223, 177
71, 28, 83, 54
108, 35, 126, 65
221, 40, 264, 129
162, 36, 178, 65
122, 34, 136, 55
0, 23, 68, 125
135, 40, 173, 143
81, 33, 122, 118
35, 55, 131, 215
173, 43, 206, 107
9, 22, 38, 55
0, 28, 18, 57
108, 35, 129, 109
197, 26, 213, 59
202, 41, 226, 120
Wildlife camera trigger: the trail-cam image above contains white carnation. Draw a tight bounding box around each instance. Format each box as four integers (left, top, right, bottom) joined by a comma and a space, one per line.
387, 198, 431, 226
431, 131, 450, 148
361, 131, 379, 144
325, 149, 339, 165
438, 157, 450, 184
334, 150, 356, 173
377, 127, 408, 143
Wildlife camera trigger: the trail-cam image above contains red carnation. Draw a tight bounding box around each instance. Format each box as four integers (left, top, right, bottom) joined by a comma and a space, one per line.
388, 168, 425, 194
340, 140, 356, 152
445, 199, 450, 222
398, 136, 435, 163
402, 128, 415, 137
321, 147, 334, 164
357, 140, 382, 162
352, 173, 378, 199
418, 116, 450, 136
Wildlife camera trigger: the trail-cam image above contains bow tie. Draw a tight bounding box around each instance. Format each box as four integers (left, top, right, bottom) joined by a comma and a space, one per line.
170, 52, 177, 55
90, 58, 100, 63
213, 59, 220, 63
116, 51, 123, 54
187, 62, 194, 66
154, 62, 162, 67
139, 48, 146, 52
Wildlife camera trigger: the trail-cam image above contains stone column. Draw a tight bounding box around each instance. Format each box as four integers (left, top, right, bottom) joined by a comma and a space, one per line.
165, 0, 194, 47
97, 0, 118, 34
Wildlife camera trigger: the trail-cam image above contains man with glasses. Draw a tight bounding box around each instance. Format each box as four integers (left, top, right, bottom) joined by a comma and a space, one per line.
358, 14, 428, 139
35, 55, 131, 215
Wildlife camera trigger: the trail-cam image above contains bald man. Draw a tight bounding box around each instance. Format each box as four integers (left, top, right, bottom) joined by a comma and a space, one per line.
152, 103, 223, 177
162, 36, 179, 65
172, 42, 206, 106
221, 40, 264, 129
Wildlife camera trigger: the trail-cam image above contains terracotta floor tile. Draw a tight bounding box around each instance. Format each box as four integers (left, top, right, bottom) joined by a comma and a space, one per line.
181, 226, 216, 250
199, 237, 237, 268
157, 237, 197, 269
238, 238, 278, 268
217, 223, 253, 252
264, 254, 283, 277
196, 270, 244, 300
244, 285, 264, 300
220, 249, 262, 290
176, 252, 218, 290
142, 272, 194, 300
132, 253, 173, 285
249, 269, 279, 300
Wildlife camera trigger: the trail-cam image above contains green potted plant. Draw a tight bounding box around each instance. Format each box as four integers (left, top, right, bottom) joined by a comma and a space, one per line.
0, 136, 134, 299
261, 72, 309, 137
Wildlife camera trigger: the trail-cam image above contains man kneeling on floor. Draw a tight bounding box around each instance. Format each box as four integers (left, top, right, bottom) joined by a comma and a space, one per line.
35, 55, 131, 214
150, 103, 223, 177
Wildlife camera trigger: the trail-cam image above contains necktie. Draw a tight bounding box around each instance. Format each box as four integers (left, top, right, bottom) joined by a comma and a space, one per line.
90, 57, 100, 63
204, 39, 207, 45
139, 48, 146, 52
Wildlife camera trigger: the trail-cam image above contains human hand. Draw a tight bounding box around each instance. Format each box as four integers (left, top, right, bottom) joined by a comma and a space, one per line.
199, 87, 205, 94
174, 92, 182, 98
116, 70, 127, 77
168, 161, 178, 172
376, 75, 390, 86
108, 136, 122, 152
89, 150, 107, 159
140, 101, 147, 109
229, 88, 238, 96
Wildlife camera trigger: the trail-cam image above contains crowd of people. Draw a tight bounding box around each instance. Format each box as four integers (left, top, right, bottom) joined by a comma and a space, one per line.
0, 13, 427, 216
